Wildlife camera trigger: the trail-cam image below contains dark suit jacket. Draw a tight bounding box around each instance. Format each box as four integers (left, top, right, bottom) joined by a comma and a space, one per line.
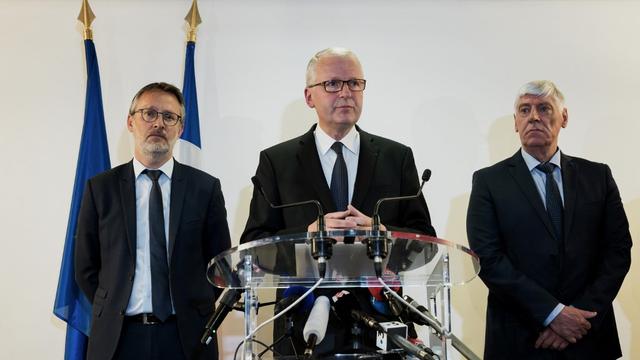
241, 124, 435, 241
240, 124, 436, 354
75, 160, 231, 360
466, 150, 632, 360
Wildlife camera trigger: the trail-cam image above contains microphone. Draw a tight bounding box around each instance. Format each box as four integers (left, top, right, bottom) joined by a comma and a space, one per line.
251, 176, 333, 277
302, 296, 330, 358
200, 288, 242, 345
367, 169, 432, 276
401, 295, 439, 328
351, 309, 385, 333
382, 289, 405, 318
401, 295, 481, 360
389, 333, 435, 360
251, 176, 326, 229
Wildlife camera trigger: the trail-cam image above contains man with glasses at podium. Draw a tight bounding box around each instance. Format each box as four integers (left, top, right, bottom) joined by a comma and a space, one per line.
241, 47, 436, 357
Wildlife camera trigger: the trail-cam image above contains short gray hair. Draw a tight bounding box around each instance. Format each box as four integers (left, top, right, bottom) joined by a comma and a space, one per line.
129, 82, 185, 119
306, 47, 361, 86
514, 80, 565, 110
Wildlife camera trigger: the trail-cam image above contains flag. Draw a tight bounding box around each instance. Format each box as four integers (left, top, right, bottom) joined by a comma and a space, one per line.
53, 38, 110, 360
176, 40, 202, 167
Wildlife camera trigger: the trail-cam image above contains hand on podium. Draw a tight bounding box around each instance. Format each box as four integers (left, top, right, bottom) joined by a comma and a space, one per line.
307, 205, 386, 236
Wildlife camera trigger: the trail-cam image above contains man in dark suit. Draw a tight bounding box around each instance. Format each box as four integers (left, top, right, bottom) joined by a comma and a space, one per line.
75, 82, 231, 360
240, 48, 436, 356
466, 80, 632, 359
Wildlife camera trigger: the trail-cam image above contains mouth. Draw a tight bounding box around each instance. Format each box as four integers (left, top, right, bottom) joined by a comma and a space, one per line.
147, 133, 166, 140
526, 128, 544, 134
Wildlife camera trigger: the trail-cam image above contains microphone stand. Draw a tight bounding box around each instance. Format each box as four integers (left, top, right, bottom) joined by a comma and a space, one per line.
367, 169, 431, 277
251, 176, 333, 278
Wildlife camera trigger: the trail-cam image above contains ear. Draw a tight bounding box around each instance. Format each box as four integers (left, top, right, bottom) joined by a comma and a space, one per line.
304, 88, 315, 108
177, 122, 184, 138
561, 108, 568, 128
513, 114, 518, 133
127, 114, 134, 132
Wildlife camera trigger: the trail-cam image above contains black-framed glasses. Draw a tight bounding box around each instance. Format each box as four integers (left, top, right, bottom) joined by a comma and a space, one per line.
307, 79, 367, 93
132, 108, 182, 126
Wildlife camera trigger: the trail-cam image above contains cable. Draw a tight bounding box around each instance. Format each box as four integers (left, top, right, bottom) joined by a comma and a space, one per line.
233, 339, 273, 360
232, 277, 324, 359
246, 278, 324, 341
377, 277, 480, 360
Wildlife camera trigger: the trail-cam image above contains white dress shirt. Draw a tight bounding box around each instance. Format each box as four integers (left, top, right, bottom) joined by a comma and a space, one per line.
521, 148, 565, 326
314, 126, 360, 205
126, 157, 174, 315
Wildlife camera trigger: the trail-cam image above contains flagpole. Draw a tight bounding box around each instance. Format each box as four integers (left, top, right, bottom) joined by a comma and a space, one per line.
177, 0, 203, 167
54, 1, 110, 359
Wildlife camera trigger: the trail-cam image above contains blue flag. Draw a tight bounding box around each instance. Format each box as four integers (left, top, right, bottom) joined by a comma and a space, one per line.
176, 40, 202, 167
53, 38, 110, 360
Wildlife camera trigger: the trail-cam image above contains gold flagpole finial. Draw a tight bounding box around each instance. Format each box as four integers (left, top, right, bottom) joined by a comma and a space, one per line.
184, 0, 202, 42
77, 0, 96, 40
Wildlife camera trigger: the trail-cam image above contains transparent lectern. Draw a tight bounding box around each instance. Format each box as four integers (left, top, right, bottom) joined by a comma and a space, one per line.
207, 229, 480, 359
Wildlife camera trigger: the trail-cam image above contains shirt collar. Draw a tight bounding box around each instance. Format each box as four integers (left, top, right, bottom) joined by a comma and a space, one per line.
521, 148, 562, 172
314, 125, 360, 156
132, 157, 175, 180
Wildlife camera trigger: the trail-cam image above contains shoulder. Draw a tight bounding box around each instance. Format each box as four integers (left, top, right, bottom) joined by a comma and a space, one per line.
259, 128, 315, 160
471, 152, 522, 184
563, 153, 608, 169
562, 153, 612, 179
360, 128, 410, 152
87, 162, 131, 186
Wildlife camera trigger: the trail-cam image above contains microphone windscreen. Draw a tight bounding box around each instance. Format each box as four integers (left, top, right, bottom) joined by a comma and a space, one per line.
303, 296, 331, 343
421, 169, 432, 182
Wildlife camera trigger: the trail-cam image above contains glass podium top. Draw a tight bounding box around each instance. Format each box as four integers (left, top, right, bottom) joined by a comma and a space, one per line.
207, 230, 480, 290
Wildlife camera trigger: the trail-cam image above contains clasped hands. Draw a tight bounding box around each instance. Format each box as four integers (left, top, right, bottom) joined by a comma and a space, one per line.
306, 204, 386, 235
534, 306, 597, 351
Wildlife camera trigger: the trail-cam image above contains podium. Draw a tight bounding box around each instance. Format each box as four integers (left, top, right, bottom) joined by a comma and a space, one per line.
207, 230, 480, 359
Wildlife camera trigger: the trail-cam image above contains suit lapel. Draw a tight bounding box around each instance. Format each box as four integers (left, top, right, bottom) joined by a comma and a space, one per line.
168, 160, 186, 262
297, 125, 341, 213
561, 153, 577, 246
507, 151, 558, 240
351, 128, 379, 209
119, 161, 137, 257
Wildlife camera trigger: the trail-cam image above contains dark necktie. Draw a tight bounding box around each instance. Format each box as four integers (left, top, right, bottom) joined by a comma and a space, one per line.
330, 142, 349, 211
536, 162, 564, 240
144, 169, 172, 321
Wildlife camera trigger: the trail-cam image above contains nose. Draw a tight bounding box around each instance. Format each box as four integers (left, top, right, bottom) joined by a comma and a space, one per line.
151, 115, 165, 128
528, 107, 541, 122
337, 83, 352, 97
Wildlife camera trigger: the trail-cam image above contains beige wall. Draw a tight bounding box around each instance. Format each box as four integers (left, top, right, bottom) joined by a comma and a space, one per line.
0, 0, 638, 358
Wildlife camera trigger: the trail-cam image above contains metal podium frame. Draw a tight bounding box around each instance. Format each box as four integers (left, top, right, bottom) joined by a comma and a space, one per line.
207, 230, 480, 360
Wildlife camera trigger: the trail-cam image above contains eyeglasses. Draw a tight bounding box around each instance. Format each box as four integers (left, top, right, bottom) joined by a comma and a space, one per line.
132, 108, 182, 126
307, 79, 367, 93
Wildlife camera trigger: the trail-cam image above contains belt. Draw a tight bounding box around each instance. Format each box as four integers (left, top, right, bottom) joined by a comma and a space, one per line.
125, 313, 176, 325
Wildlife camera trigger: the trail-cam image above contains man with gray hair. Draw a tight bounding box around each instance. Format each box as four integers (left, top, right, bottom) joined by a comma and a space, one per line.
241, 47, 436, 356
467, 80, 632, 359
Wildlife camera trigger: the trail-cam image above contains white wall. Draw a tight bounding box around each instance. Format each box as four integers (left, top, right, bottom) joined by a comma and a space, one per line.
1, 0, 638, 358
